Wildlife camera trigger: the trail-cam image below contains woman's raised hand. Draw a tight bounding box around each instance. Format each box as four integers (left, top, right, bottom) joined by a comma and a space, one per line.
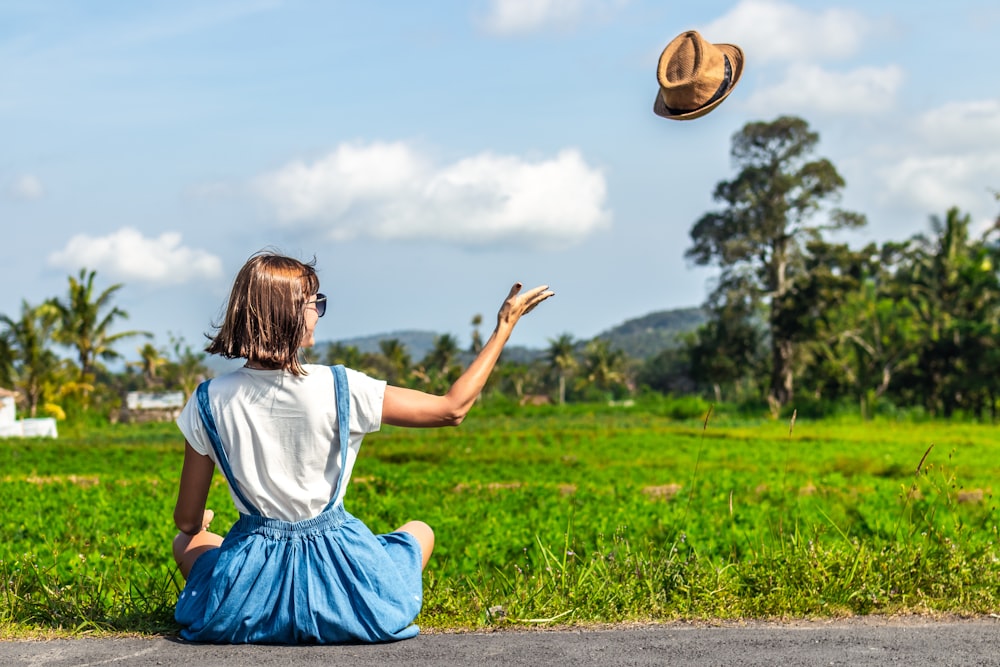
381, 282, 554, 428
497, 283, 554, 329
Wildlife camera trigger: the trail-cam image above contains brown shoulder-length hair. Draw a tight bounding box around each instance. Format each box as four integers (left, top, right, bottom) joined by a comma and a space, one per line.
206, 251, 320, 376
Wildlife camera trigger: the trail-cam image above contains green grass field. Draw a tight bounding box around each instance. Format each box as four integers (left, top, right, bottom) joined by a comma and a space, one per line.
2, 401, 999, 638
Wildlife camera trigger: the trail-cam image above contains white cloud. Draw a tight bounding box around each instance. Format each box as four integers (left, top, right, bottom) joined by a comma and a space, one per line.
701, 1, 898, 119
702, 0, 870, 64
914, 100, 1000, 152
48, 228, 223, 284
745, 63, 903, 115
256, 142, 428, 226
254, 142, 611, 249
874, 99, 1000, 225
879, 154, 1000, 218
10, 174, 44, 200
478, 0, 626, 36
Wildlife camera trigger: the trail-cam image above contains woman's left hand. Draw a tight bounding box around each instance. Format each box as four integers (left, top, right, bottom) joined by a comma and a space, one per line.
496, 283, 555, 331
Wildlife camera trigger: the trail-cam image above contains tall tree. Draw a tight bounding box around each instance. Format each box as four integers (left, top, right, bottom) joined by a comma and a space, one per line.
423, 333, 460, 373
50, 269, 151, 380
794, 241, 921, 414
894, 208, 1000, 416
0, 301, 62, 416
324, 342, 365, 369
373, 338, 411, 386
160, 335, 211, 398
469, 314, 484, 354
686, 116, 865, 410
578, 339, 628, 398
545, 333, 578, 405
130, 342, 168, 387
687, 285, 767, 403
420, 334, 462, 393
0, 326, 14, 390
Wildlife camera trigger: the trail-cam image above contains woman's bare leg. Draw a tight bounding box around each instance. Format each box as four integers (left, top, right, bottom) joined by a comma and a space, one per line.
172, 509, 223, 579
396, 520, 434, 570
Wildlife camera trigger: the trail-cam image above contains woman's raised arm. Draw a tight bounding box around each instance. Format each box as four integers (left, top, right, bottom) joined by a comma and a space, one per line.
382, 283, 553, 428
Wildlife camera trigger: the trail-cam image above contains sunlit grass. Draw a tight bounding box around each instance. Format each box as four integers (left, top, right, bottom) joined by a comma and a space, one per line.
2, 400, 1000, 638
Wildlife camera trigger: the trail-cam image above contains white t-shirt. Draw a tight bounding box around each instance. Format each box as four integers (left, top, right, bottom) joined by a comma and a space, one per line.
176, 364, 386, 522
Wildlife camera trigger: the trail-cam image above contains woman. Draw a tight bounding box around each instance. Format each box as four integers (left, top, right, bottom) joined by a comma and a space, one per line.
171, 251, 553, 644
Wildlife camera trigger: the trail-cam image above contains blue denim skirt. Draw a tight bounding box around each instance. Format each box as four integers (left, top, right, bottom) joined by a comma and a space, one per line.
175, 505, 423, 644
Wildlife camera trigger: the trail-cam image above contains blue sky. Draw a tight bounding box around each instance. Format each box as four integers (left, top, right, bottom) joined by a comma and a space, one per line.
3, 0, 999, 359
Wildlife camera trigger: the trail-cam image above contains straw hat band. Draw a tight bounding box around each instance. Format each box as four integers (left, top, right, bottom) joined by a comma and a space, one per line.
659, 54, 732, 116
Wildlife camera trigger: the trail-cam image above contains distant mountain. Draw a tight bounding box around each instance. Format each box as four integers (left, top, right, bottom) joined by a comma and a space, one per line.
202, 307, 706, 377
330, 330, 440, 361
322, 330, 544, 365
316, 306, 707, 364
594, 306, 707, 359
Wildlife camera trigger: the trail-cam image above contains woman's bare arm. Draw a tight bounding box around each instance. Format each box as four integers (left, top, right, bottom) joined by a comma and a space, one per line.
382, 282, 553, 428
173, 442, 216, 535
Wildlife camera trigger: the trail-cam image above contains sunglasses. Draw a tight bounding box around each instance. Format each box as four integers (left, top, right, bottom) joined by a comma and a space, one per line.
307, 293, 327, 318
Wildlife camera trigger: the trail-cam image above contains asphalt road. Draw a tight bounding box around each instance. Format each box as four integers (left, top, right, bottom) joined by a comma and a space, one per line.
3, 617, 1000, 666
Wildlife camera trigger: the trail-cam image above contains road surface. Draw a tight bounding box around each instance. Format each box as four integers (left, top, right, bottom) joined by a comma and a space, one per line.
3, 616, 999, 666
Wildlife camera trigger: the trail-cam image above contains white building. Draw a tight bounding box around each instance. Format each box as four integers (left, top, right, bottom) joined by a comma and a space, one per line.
0, 388, 58, 438
118, 391, 184, 423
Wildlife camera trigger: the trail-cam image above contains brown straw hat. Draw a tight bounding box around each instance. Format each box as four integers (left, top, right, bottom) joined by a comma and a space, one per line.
653, 30, 745, 121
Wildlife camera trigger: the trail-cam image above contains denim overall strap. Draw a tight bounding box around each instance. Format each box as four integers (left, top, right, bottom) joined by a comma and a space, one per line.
195, 380, 262, 516
322, 365, 351, 512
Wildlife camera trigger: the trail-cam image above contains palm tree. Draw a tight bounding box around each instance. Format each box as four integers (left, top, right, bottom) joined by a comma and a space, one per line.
50, 268, 151, 380
546, 333, 578, 405
579, 339, 628, 396
324, 343, 365, 368
424, 334, 459, 372
902, 208, 1000, 416
161, 335, 210, 398
0, 301, 62, 416
376, 338, 412, 386
495, 361, 530, 400
421, 334, 462, 393
130, 342, 168, 387
469, 314, 484, 354
0, 327, 15, 389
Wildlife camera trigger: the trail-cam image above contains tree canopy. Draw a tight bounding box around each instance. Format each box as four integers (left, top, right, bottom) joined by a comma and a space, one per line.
686, 116, 865, 409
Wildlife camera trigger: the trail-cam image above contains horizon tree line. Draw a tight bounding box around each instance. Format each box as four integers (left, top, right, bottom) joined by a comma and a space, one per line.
2, 115, 999, 422
666, 115, 1000, 419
